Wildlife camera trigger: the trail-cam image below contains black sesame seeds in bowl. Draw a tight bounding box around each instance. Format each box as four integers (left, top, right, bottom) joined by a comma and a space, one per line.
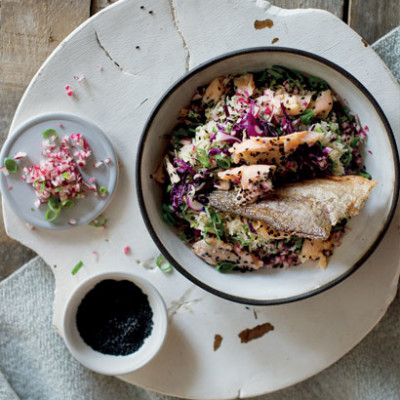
62, 272, 168, 375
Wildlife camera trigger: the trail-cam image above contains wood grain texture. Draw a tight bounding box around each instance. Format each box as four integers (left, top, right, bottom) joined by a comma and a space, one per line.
92, 0, 345, 18
91, 0, 119, 14
269, 0, 344, 18
0, 0, 396, 282
349, 0, 400, 44
0, 0, 91, 279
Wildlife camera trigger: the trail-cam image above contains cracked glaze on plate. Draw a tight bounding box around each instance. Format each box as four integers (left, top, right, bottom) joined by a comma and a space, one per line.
3, 0, 400, 398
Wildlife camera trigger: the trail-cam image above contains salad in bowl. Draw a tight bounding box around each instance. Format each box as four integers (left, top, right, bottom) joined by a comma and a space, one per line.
137, 48, 397, 304
156, 66, 376, 272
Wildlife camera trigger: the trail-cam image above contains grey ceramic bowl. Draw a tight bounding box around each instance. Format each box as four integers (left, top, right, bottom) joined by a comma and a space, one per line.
0, 113, 119, 229
136, 47, 399, 305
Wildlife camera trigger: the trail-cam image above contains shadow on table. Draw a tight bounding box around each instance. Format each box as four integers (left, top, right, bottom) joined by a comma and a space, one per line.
0, 197, 36, 280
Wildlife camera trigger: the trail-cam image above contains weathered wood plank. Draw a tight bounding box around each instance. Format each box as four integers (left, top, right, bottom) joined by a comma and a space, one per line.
0, 0, 91, 279
269, 0, 344, 19
349, 0, 400, 44
91, 0, 344, 18
91, 0, 119, 14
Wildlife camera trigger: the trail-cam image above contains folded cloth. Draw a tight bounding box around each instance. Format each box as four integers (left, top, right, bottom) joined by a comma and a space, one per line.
1, 27, 400, 400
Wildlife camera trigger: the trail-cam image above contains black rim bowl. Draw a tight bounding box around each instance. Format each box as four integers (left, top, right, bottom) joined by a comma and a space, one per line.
136, 47, 400, 306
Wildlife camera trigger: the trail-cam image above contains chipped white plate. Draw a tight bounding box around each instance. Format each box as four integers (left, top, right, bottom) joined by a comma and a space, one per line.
0, 113, 118, 229
2, 0, 400, 398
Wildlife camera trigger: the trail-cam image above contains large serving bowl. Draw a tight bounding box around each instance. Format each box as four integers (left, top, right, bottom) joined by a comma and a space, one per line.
136, 48, 399, 305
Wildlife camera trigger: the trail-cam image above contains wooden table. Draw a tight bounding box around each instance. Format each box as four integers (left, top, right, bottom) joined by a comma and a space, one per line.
0, 0, 398, 279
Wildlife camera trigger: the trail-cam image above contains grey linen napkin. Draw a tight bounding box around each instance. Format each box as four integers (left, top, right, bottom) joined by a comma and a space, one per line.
1, 28, 400, 400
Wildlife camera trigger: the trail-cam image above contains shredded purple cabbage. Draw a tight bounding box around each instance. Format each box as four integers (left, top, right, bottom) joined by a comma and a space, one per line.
280, 102, 295, 134
174, 158, 196, 175
245, 100, 265, 137
213, 131, 242, 144
232, 100, 280, 138
258, 119, 279, 137
280, 144, 331, 183
223, 104, 230, 117
208, 148, 223, 156
170, 182, 187, 210
208, 148, 231, 156
248, 221, 257, 234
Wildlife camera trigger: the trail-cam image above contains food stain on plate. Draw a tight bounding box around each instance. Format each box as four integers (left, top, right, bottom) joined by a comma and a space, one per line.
213, 334, 223, 351
238, 322, 274, 343
254, 19, 274, 30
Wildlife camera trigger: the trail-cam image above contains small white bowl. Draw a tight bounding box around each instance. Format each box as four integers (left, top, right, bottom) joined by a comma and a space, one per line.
62, 272, 168, 376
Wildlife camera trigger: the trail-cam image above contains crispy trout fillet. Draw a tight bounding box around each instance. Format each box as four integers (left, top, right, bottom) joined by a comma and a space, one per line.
230, 130, 324, 165
208, 176, 377, 240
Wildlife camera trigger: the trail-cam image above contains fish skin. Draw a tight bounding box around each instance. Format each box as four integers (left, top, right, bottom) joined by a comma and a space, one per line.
208, 176, 377, 240
209, 190, 331, 239
277, 175, 377, 225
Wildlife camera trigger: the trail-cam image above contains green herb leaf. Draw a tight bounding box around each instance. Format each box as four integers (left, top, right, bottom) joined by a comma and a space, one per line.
89, 216, 107, 228
71, 260, 84, 275
232, 236, 251, 247
39, 181, 46, 193
172, 128, 191, 138
196, 148, 211, 168
340, 149, 352, 167
4, 157, 18, 173
61, 199, 75, 209
179, 230, 193, 242
156, 254, 172, 272
99, 186, 108, 196
295, 238, 304, 252
42, 129, 58, 140
299, 109, 314, 125
162, 204, 176, 226
214, 155, 231, 169
204, 206, 224, 241
313, 126, 323, 133
359, 172, 372, 179
45, 208, 59, 222
351, 137, 360, 148
306, 75, 329, 92
48, 197, 61, 212
216, 261, 236, 273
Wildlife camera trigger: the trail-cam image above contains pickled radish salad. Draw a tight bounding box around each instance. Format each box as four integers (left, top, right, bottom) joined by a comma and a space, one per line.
1, 128, 110, 224
155, 66, 374, 273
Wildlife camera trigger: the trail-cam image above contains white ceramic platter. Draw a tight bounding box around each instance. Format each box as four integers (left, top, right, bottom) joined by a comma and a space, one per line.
0, 113, 119, 229
3, 1, 400, 398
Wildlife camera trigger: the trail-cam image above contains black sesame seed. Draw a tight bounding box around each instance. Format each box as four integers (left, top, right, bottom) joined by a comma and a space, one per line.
76, 280, 153, 356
